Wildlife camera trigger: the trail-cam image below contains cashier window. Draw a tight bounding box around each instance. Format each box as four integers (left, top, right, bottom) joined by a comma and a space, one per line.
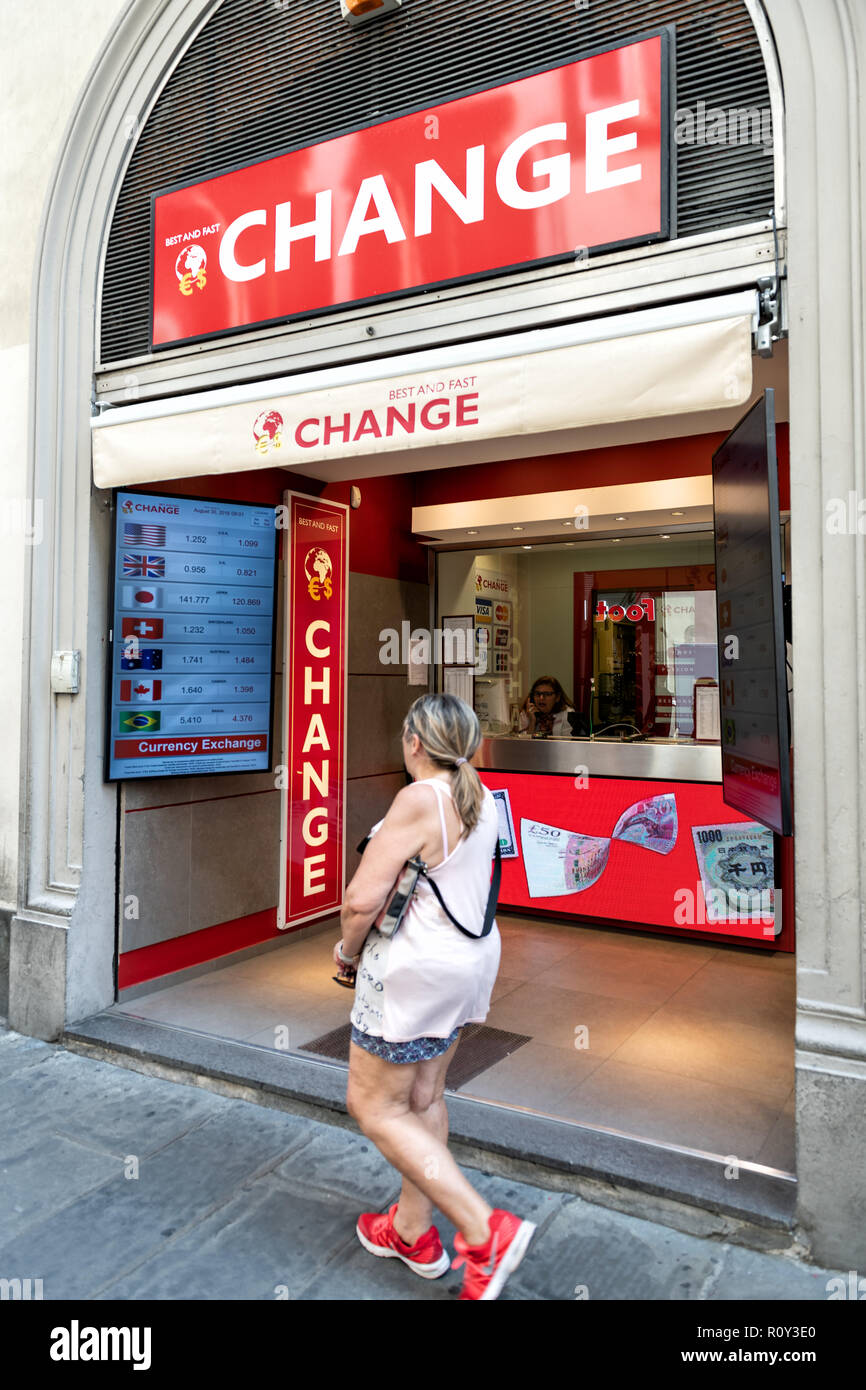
592, 585, 719, 740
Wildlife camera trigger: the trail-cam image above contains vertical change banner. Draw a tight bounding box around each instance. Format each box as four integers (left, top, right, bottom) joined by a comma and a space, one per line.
279, 493, 348, 929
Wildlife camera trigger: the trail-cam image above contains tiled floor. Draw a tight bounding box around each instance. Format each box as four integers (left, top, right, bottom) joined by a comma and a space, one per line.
114, 914, 795, 1171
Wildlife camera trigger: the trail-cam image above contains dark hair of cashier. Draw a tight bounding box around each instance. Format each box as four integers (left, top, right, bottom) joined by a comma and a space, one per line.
402, 692, 483, 835
529, 676, 572, 712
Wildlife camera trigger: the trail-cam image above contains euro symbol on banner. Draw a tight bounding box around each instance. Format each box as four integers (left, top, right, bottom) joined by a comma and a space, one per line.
179, 272, 193, 296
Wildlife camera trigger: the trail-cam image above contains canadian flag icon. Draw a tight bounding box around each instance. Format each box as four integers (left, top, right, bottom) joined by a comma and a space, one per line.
120, 679, 162, 702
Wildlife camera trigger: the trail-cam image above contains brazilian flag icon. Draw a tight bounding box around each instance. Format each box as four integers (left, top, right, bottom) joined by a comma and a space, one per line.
119, 710, 161, 733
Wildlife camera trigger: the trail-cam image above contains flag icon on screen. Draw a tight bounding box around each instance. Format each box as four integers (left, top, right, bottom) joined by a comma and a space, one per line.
120, 679, 162, 702
123, 553, 165, 578
118, 710, 161, 732
121, 617, 164, 639
140, 648, 163, 670
123, 523, 166, 546
121, 585, 162, 609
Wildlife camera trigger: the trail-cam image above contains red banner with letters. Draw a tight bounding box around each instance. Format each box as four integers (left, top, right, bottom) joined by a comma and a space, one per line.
280, 493, 348, 929
151, 32, 670, 347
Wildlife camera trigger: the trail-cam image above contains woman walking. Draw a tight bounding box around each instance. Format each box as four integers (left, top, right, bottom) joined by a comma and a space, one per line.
334, 693, 536, 1301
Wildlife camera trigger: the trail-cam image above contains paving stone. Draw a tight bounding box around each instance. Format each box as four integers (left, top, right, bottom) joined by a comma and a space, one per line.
272, 1125, 402, 1209
96, 1175, 361, 1301
0, 1030, 54, 1080
0, 1099, 307, 1299
0, 1047, 224, 1157
0, 1134, 123, 1245
706, 1243, 840, 1301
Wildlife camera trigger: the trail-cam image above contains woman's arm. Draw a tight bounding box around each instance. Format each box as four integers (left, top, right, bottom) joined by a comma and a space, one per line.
339, 785, 432, 955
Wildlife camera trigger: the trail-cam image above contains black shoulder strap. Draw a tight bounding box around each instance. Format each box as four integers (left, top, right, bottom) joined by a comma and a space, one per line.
420, 839, 501, 939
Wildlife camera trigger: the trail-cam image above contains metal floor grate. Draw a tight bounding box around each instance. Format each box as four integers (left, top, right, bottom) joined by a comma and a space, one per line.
299, 1022, 531, 1089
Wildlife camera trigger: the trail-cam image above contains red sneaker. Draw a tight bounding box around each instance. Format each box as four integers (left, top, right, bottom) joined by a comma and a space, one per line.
451, 1209, 537, 1300
356, 1203, 451, 1279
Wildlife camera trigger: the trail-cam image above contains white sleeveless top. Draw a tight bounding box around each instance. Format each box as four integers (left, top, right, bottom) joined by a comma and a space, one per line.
350, 778, 502, 1042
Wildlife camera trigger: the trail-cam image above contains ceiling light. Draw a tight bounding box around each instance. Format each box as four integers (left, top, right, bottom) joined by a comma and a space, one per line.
562, 520, 572, 527
522, 545, 532, 550
614, 515, 628, 522
660, 534, 671, 539
341, 0, 401, 25
467, 529, 478, 535
671, 510, 685, 516
610, 537, 621, 543
511, 525, 524, 532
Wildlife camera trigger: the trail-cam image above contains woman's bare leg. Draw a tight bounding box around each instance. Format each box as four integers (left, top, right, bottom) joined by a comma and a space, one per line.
346, 1041, 493, 1247
392, 1041, 458, 1244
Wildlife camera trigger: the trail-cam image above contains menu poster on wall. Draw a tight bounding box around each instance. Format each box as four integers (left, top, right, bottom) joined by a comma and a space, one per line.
106, 490, 278, 780
280, 492, 349, 929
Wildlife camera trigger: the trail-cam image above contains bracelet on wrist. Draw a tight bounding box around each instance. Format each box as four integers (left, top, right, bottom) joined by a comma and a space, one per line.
337, 941, 356, 964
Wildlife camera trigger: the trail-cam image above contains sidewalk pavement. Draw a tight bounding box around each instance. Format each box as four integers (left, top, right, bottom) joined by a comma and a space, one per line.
0, 1026, 844, 1301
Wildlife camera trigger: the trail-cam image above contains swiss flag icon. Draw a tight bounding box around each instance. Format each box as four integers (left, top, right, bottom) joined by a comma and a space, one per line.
121, 617, 164, 639
120, 678, 162, 702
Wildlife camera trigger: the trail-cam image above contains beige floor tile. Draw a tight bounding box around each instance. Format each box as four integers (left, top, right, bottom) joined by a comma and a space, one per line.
240, 995, 355, 1051
490, 973, 523, 1003
457, 1040, 603, 1110
664, 958, 795, 1027
609, 1007, 794, 1103
531, 945, 708, 1005
555, 1059, 783, 1160
485, 982, 655, 1057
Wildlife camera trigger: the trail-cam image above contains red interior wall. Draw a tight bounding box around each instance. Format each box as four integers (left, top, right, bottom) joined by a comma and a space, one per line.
414, 424, 790, 508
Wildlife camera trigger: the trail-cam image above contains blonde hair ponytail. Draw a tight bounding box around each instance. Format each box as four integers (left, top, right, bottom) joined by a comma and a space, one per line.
403, 693, 484, 835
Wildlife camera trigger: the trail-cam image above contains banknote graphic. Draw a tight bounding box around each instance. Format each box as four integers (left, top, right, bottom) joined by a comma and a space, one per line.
520, 819, 611, 897
612, 795, 677, 854
692, 823, 775, 924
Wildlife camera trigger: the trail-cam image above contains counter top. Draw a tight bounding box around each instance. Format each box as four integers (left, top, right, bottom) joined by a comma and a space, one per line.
477, 735, 722, 782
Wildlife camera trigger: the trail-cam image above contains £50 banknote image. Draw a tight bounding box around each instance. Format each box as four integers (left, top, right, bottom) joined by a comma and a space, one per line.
520, 819, 611, 897
520, 795, 678, 898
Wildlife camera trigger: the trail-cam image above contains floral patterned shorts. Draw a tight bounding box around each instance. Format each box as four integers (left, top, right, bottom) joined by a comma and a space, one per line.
350, 1024, 461, 1064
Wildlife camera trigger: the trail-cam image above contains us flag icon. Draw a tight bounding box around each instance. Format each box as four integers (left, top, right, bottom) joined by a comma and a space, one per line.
120, 679, 162, 702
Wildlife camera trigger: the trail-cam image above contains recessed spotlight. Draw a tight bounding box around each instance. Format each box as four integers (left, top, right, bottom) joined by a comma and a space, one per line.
614, 515, 628, 522
562, 520, 573, 527
511, 525, 525, 532
660, 534, 671, 539
610, 537, 621, 543
522, 544, 532, 550
671, 511, 685, 517
467, 529, 478, 535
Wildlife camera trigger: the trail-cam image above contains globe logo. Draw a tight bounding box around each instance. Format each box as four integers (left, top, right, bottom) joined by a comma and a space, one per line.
175, 244, 207, 296
304, 547, 333, 600
252, 410, 284, 454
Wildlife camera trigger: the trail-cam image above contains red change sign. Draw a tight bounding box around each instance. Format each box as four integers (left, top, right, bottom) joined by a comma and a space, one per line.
152, 33, 670, 347
281, 494, 348, 929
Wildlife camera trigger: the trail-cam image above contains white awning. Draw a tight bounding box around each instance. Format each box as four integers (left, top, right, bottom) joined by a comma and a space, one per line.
91, 292, 757, 489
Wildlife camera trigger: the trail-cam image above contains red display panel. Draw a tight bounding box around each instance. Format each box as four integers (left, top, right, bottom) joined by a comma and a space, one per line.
151, 33, 670, 347
481, 770, 788, 947
280, 493, 348, 929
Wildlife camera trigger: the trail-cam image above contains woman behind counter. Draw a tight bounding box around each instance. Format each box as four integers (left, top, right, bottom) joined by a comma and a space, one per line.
519, 675, 575, 736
